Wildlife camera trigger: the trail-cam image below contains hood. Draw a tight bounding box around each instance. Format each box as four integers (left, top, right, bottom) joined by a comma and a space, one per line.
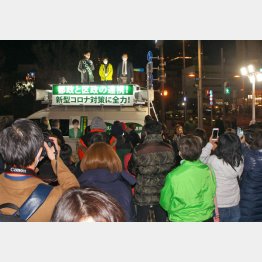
90, 117, 107, 131
78, 168, 136, 186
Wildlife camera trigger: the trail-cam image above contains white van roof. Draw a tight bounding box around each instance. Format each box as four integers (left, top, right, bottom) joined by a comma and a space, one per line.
27, 105, 148, 125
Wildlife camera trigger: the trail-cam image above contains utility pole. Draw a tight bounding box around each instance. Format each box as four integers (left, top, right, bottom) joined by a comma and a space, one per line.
182, 40, 187, 122
221, 48, 225, 116
159, 43, 165, 123
197, 40, 203, 128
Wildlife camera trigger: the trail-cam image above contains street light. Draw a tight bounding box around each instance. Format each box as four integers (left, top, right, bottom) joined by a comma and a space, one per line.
240, 65, 262, 124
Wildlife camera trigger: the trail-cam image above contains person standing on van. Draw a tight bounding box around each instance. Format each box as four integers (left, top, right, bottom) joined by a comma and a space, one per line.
117, 53, 134, 84
99, 57, 113, 84
78, 51, 95, 84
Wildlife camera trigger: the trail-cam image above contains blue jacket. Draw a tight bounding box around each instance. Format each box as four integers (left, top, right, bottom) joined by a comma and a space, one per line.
240, 144, 262, 221
78, 168, 136, 222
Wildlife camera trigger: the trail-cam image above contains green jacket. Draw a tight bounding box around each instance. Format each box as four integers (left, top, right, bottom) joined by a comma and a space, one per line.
69, 128, 82, 139
160, 160, 216, 222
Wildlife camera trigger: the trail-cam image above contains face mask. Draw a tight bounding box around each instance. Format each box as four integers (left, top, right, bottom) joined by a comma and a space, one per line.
122, 57, 127, 61
103, 60, 108, 64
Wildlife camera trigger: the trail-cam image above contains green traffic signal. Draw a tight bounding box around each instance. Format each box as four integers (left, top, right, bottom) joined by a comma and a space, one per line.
225, 87, 231, 94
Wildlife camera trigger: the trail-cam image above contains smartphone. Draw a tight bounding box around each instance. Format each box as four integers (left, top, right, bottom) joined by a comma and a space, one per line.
211, 128, 219, 140
237, 127, 244, 138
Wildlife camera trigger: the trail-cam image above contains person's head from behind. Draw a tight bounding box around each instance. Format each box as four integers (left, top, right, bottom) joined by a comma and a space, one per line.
144, 120, 162, 135
90, 116, 107, 131
50, 119, 60, 129
0, 119, 44, 168
122, 53, 128, 62
250, 128, 262, 150
144, 115, 153, 125
51, 187, 126, 222
193, 128, 207, 148
72, 119, 79, 130
84, 51, 91, 60
60, 144, 73, 164
225, 128, 236, 134
243, 128, 255, 145
0, 116, 13, 132
80, 142, 122, 174
178, 135, 202, 161
111, 121, 124, 138
41, 116, 49, 127
175, 124, 183, 135
215, 133, 243, 168
129, 123, 136, 131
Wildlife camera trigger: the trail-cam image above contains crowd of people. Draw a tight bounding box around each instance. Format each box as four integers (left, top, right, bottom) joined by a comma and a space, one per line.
0, 114, 261, 222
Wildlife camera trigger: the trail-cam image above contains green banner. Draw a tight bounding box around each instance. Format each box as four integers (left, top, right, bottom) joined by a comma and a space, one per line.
53, 85, 134, 96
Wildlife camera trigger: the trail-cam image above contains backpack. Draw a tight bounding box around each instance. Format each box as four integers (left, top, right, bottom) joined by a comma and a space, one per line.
0, 183, 53, 222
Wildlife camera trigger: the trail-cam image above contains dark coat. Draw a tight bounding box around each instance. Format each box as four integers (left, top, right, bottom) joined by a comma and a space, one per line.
117, 61, 134, 83
126, 130, 141, 148
128, 134, 176, 206
51, 128, 65, 145
78, 168, 136, 222
240, 144, 262, 221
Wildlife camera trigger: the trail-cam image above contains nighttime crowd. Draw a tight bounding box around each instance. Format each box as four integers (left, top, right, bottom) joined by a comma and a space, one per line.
0, 114, 261, 222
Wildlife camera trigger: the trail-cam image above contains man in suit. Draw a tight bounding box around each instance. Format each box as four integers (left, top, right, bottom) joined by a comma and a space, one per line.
117, 53, 134, 84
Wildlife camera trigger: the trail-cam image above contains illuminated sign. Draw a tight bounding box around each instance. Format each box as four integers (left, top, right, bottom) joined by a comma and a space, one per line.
52, 84, 135, 106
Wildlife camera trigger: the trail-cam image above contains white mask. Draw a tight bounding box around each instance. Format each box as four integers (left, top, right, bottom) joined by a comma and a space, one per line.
122, 57, 127, 62
103, 60, 108, 65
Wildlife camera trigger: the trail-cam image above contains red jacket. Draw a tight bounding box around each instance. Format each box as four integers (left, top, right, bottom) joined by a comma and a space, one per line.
78, 129, 117, 160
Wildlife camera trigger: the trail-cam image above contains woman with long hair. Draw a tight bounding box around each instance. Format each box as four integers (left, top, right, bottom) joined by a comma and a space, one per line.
200, 133, 244, 222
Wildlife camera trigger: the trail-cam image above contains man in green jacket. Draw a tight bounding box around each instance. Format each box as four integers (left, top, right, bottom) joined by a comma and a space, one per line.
160, 135, 216, 222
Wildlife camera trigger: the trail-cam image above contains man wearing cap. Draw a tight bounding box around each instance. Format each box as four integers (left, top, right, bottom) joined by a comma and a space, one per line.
77, 116, 116, 161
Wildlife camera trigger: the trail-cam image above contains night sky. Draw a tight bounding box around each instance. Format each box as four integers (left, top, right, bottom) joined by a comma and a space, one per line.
0, 40, 236, 72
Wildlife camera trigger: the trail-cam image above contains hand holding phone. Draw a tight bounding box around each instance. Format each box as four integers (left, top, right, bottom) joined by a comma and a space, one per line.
237, 127, 244, 138
211, 128, 219, 141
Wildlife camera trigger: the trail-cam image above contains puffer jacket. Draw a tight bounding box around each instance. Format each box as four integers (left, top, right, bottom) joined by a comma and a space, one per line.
128, 134, 175, 206
240, 144, 262, 221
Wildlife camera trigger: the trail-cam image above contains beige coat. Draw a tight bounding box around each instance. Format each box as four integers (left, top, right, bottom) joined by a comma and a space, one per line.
0, 158, 79, 222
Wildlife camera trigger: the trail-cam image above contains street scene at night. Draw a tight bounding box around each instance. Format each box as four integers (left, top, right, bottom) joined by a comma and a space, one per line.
2, 0, 262, 259
0, 40, 261, 223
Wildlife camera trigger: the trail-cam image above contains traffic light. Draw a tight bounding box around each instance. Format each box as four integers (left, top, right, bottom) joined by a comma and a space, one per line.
225, 87, 231, 95
224, 81, 231, 95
